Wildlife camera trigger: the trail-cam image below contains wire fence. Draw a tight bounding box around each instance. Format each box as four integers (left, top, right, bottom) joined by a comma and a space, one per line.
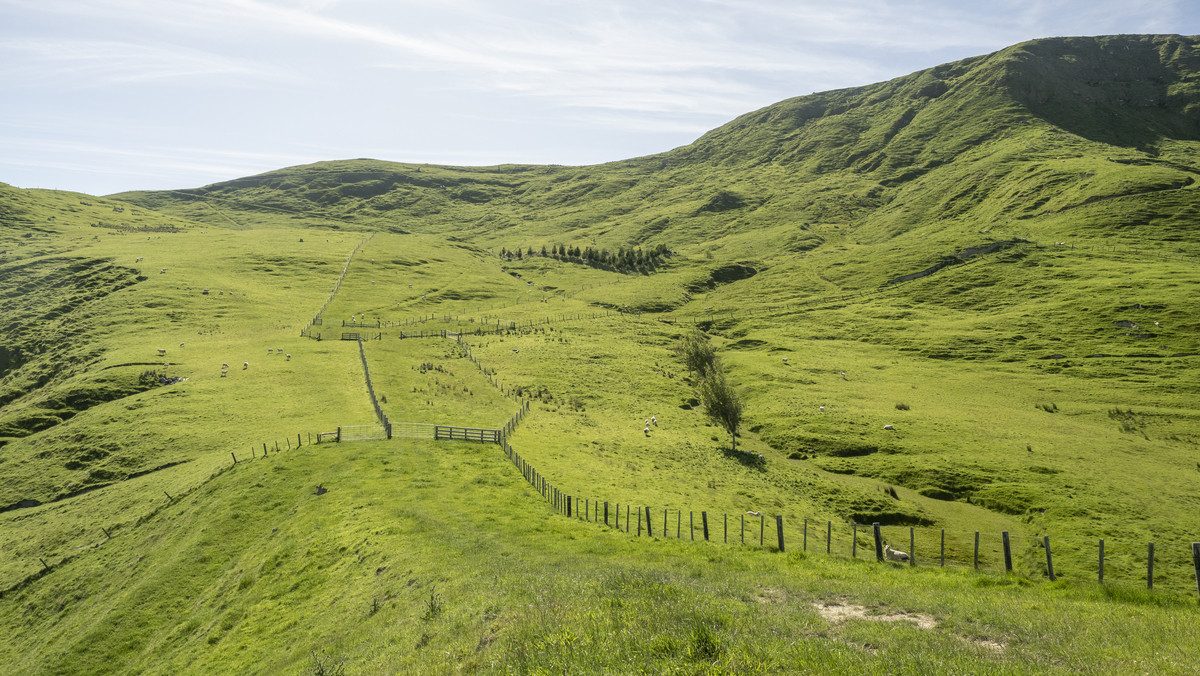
300, 233, 373, 338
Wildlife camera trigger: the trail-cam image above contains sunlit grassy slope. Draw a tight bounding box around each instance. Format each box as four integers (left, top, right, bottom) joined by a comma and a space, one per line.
3, 33, 1200, 673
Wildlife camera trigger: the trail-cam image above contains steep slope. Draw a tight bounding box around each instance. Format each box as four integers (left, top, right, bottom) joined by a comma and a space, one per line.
112, 35, 1200, 255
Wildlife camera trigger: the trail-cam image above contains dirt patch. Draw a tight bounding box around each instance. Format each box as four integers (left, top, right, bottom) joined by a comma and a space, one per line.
755, 586, 789, 604
813, 601, 936, 630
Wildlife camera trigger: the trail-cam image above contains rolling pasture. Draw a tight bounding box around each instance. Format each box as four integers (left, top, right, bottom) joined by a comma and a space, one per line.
3, 34, 1200, 673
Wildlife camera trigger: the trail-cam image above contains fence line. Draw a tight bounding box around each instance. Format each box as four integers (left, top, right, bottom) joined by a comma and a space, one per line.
300, 233, 374, 338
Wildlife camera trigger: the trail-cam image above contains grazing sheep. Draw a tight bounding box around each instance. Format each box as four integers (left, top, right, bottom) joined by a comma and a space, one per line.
746, 511, 761, 517
160, 268, 166, 274
243, 361, 249, 369
651, 416, 657, 426
220, 370, 228, 377
222, 362, 229, 368
840, 371, 847, 380
135, 257, 143, 262
819, 406, 825, 412
268, 348, 273, 354
644, 426, 650, 436
884, 424, 894, 430
157, 349, 166, 356
179, 343, 185, 348
782, 357, 788, 363
884, 545, 910, 563
285, 353, 291, 360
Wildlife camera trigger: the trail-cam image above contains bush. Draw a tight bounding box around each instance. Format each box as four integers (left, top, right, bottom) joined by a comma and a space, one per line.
895, 402, 910, 411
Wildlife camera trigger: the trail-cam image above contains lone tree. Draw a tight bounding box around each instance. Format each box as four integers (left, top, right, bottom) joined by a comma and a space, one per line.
699, 364, 743, 452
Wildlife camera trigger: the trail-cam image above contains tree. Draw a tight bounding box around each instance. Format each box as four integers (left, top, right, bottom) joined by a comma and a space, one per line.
679, 328, 716, 377
699, 365, 743, 452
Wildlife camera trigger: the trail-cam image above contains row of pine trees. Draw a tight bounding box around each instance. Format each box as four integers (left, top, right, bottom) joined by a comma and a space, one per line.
498, 243, 671, 273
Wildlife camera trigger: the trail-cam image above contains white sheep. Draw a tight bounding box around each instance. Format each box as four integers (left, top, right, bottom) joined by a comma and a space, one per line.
222, 362, 229, 368
179, 343, 185, 348
746, 511, 761, 517
243, 361, 249, 369
651, 416, 657, 426
135, 257, 143, 262
160, 268, 166, 274
884, 424, 895, 430
782, 357, 788, 363
220, 370, 228, 377
157, 349, 166, 356
884, 545, 910, 562
268, 348, 273, 354
643, 426, 650, 436
819, 406, 825, 412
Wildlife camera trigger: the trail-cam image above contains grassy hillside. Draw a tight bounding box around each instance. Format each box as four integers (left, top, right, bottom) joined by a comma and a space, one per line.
4, 438, 1197, 674
3, 33, 1200, 673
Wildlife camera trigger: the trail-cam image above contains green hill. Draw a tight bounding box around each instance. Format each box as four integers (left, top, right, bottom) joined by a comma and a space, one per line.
3, 34, 1200, 673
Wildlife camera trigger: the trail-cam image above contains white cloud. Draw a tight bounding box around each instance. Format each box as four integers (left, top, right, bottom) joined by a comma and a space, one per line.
0, 38, 290, 86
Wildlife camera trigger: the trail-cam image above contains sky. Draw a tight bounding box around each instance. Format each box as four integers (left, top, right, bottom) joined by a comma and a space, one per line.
1, 0, 1196, 196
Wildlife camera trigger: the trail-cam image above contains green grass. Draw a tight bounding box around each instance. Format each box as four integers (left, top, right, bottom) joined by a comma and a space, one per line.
3, 33, 1200, 673
3, 439, 1196, 674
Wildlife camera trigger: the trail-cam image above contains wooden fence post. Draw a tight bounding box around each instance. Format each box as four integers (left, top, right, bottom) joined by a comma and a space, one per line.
940, 529, 945, 567
873, 523, 883, 562
231, 452, 238, 464
776, 515, 784, 552
1099, 539, 1105, 583
852, 523, 858, 558
974, 532, 980, 570
803, 518, 808, 552
1192, 543, 1200, 597
1044, 536, 1055, 581
298, 433, 302, 447
702, 512, 709, 542
626, 505, 630, 533
724, 513, 727, 543
690, 512, 694, 540
645, 506, 651, 537
826, 521, 832, 554
1148, 542, 1155, 589
740, 514, 744, 544
910, 527, 916, 567
604, 501, 609, 526
759, 513, 764, 546
263, 442, 268, 456
101, 527, 112, 539
567, 496, 572, 518
1002, 532, 1013, 573
677, 510, 681, 538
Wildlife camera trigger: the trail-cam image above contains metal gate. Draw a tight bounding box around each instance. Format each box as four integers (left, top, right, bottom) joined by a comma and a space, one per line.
337, 424, 388, 441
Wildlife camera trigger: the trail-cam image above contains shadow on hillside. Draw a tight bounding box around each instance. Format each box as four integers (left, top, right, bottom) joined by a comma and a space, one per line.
721, 446, 766, 471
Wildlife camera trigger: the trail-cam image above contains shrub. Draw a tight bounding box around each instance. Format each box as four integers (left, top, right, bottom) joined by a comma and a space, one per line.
895, 402, 910, 411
